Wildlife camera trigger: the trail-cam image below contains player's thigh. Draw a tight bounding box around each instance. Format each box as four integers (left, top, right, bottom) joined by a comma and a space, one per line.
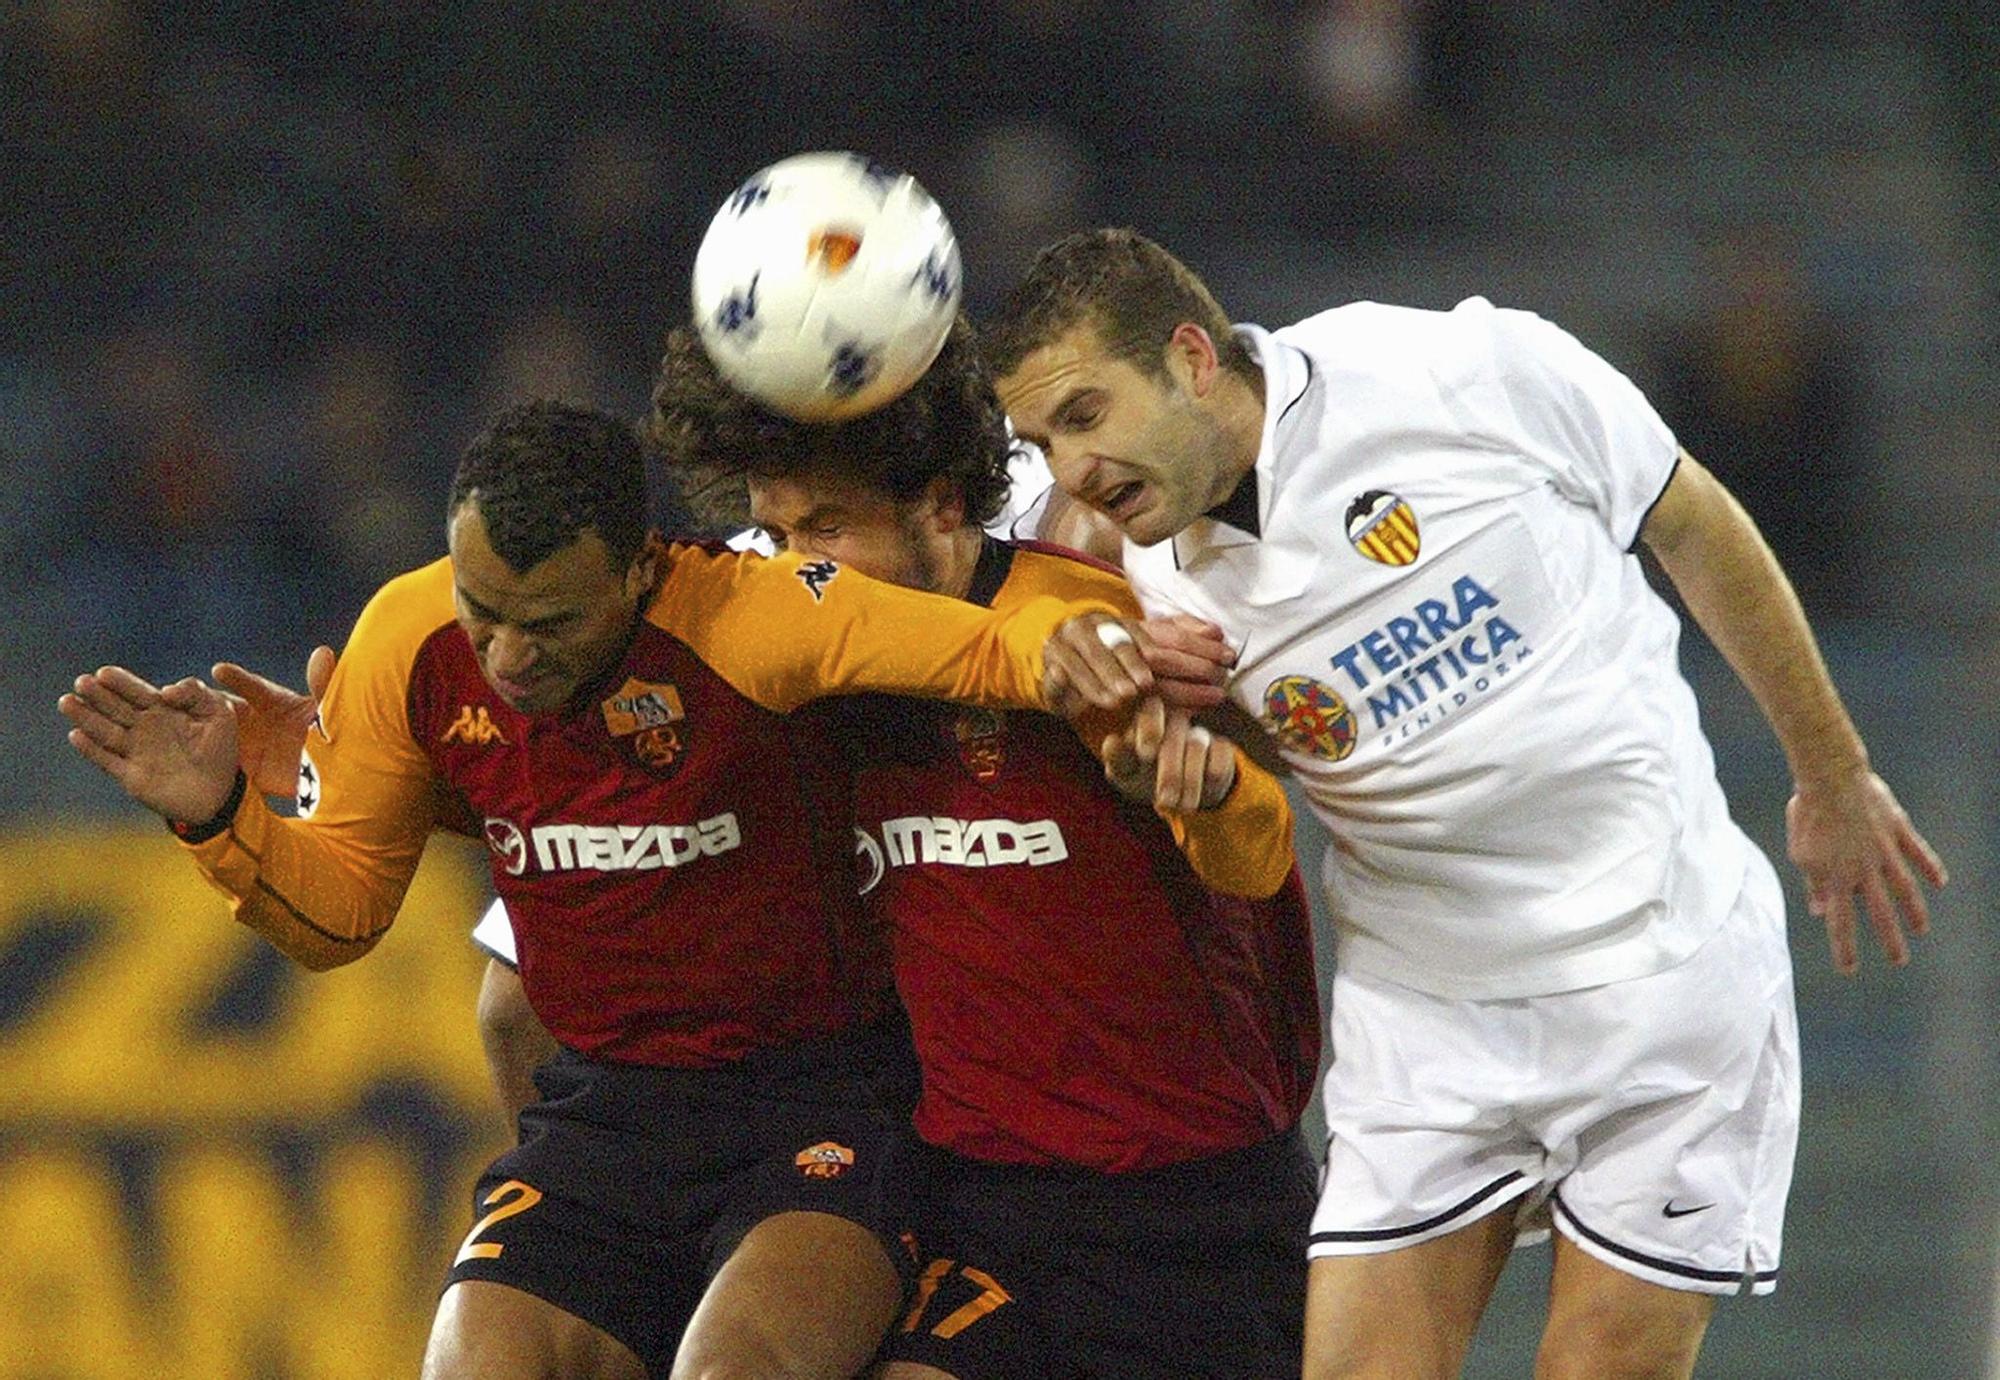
1535, 1235, 1713, 1380
1543, 862, 1799, 1299
671, 1208, 904, 1380
445, 1169, 696, 1372
1303, 1208, 1516, 1380
422, 1279, 648, 1380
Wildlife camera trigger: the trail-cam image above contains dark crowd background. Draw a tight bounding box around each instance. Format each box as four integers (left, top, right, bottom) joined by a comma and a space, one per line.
2, 4, 1995, 1376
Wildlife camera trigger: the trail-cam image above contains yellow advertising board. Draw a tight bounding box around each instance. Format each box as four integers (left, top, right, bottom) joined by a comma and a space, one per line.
0, 824, 505, 1377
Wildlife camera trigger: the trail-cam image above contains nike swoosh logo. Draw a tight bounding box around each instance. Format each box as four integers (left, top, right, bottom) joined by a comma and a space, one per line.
1661, 1201, 1715, 1219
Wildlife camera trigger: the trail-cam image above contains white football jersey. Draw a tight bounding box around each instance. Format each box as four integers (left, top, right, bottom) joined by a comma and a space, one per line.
1122, 298, 1756, 999
992, 440, 1057, 540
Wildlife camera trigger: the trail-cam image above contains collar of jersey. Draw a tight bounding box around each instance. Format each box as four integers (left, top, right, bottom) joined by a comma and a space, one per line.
1171, 324, 1311, 564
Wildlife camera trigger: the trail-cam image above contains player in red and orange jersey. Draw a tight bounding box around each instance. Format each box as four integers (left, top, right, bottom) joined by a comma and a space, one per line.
661, 324, 1321, 1377
57, 401, 1187, 1380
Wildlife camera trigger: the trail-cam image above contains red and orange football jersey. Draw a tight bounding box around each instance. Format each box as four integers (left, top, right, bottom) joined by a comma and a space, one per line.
179, 543, 1110, 1066
840, 540, 1320, 1171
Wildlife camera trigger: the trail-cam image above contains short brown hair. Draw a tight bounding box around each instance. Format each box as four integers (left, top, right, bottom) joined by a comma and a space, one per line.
643, 315, 1013, 530
984, 228, 1257, 384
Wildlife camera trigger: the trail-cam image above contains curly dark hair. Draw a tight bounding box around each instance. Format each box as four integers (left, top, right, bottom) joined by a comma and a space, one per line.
643, 314, 1014, 529
984, 228, 1258, 385
448, 400, 648, 572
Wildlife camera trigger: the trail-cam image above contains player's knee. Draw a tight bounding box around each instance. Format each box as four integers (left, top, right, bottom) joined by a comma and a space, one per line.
1306, 1337, 1459, 1380
671, 1339, 815, 1380
1305, 1313, 1467, 1380
672, 1316, 846, 1380
1535, 1302, 1706, 1380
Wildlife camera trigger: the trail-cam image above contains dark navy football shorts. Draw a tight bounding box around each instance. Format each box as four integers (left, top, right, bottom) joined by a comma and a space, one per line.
880, 1126, 1314, 1379
444, 1016, 920, 1373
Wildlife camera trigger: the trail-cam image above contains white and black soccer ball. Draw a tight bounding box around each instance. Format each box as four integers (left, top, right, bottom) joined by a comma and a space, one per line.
691, 151, 962, 423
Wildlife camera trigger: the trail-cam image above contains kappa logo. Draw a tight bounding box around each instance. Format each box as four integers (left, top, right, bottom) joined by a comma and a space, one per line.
442, 705, 509, 746
1345, 490, 1421, 567
797, 559, 839, 601
795, 1141, 856, 1180
1262, 676, 1358, 762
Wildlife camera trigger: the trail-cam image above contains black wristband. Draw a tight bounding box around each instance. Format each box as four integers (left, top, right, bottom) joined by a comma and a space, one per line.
169, 769, 248, 844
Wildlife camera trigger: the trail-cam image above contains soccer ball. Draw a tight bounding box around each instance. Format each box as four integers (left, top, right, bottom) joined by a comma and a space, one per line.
691, 152, 963, 423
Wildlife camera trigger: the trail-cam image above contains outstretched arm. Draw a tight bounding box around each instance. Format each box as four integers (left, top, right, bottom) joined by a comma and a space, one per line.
57, 566, 441, 974
1641, 451, 1947, 974
656, 545, 1168, 714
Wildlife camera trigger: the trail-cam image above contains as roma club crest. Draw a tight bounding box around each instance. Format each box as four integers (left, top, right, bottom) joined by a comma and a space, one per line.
1345, 490, 1421, 567
795, 1141, 856, 1180
601, 678, 688, 772
1263, 675, 1358, 762
950, 707, 1007, 784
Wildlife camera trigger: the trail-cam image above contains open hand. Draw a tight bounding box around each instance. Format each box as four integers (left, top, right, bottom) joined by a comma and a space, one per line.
59, 666, 241, 824
1786, 768, 1947, 975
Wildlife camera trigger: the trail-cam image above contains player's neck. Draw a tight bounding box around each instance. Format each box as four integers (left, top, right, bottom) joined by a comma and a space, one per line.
937, 524, 985, 602
1210, 364, 1266, 505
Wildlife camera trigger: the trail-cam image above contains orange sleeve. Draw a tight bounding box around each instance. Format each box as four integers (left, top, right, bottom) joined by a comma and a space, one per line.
1008, 549, 1297, 899
650, 544, 1118, 713
1160, 748, 1296, 899
180, 562, 447, 969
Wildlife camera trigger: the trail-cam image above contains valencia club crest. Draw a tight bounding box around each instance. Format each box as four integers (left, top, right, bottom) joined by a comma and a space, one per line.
1345, 490, 1421, 567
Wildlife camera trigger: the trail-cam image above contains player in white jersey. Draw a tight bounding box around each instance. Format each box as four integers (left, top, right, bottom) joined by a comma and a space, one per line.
988, 229, 1948, 1380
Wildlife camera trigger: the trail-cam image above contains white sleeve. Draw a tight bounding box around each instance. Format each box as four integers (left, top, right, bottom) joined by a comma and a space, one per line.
989, 440, 1055, 540
727, 526, 776, 556
1486, 305, 1680, 549
470, 897, 518, 967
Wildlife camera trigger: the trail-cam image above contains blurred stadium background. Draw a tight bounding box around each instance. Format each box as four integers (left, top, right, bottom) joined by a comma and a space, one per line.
2, 3, 1994, 1376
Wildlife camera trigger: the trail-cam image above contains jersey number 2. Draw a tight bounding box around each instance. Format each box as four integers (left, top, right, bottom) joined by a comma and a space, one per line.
453, 1179, 544, 1265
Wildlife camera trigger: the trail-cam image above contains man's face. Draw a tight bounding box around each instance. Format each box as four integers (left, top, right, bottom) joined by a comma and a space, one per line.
997, 322, 1238, 548
447, 500, 654, 715
747, 470, 948, 594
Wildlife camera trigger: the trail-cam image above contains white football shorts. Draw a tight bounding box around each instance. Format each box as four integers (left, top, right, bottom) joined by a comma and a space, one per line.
1310, 852, 1799, 1296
